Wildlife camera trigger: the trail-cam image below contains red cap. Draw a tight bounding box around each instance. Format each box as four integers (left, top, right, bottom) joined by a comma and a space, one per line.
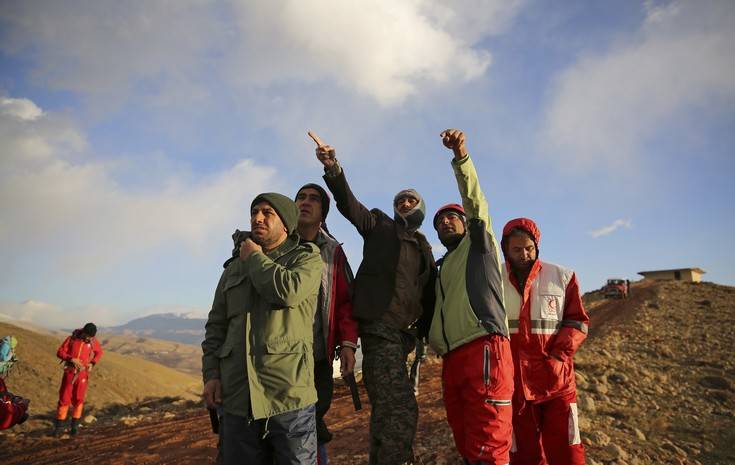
433, 203, 466, 230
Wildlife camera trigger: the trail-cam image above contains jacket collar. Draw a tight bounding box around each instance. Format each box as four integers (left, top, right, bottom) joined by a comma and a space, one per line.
506, 259, 543, 296
266, 234, 302, 261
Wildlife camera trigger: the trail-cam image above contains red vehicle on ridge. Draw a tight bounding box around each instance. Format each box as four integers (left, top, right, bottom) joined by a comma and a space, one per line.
603, 278, 629, 299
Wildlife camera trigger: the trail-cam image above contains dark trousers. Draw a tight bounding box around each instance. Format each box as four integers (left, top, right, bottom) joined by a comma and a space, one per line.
223, 404, 317, 465
314, 358, 335, 445
361, 324, 418, 465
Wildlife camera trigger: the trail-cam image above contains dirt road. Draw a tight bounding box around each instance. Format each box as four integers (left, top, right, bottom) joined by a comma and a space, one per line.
1, 356, 457, 465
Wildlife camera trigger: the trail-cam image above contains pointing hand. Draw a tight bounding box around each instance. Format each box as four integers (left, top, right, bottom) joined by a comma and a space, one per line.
308, 131, 337, 169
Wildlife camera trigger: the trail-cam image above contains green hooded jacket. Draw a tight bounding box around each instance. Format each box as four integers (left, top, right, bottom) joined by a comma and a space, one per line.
202, 235, 322, 419
428, 155, 509, 356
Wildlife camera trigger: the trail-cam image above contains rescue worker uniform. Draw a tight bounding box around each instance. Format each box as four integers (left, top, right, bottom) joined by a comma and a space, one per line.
500, 218, 588, 465
55, 325, 103, 434
429, 154, 514, 465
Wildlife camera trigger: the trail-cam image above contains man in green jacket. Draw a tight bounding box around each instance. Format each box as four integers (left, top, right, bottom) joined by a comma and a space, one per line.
202, 192, 323, 465
429, 130, 514, 465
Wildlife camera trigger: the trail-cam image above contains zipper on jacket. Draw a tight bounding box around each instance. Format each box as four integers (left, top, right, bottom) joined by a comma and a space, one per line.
483, 344, 490, 387
437, 266, 450, 352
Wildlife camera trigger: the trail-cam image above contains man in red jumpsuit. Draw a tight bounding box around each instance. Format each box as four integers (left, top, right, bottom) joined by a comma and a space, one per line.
500, 218, 588, 465
54, 322, 103, 436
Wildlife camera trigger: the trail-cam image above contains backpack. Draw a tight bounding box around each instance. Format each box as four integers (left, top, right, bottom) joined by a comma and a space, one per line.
0, 336, 18, 377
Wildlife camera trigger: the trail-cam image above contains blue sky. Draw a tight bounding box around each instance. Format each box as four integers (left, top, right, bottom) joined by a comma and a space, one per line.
1, 0, 733, 328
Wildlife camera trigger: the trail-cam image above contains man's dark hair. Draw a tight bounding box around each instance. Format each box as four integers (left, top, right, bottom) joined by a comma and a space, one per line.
82, 322, 97, 338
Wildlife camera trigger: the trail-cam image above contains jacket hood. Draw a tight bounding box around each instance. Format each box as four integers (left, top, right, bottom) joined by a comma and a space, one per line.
393, 189, 425, 231
501, 217, 541, 258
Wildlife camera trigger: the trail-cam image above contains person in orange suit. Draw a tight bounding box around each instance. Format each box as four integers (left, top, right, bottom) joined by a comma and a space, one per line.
54, 322, 103, 436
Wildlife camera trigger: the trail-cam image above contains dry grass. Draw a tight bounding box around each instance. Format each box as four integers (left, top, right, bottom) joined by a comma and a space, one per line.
0, 321, 201, 422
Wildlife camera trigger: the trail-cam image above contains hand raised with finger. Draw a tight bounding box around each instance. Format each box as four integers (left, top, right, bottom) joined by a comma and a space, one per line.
308, 131, 336, 168
440, 129, 467, 160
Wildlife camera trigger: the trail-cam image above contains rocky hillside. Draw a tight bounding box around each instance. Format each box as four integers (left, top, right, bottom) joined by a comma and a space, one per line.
1, 280, 733, 464
575, 280, 735, 465
97, 332, 201, 376
0, 321, 201, 433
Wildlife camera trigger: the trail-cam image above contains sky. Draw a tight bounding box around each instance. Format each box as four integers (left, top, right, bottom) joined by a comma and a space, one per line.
1, 0, 733, 329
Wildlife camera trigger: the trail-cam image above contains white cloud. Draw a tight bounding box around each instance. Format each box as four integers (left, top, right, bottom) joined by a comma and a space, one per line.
0, 97, 43, 121
0, 1, 524, 107
0, 0, 221, 109
543, 0, 735, 166
229, 0, 522, 105
0, 97, 279, 275
591, 218, 632, 238
0, 300, 119, 329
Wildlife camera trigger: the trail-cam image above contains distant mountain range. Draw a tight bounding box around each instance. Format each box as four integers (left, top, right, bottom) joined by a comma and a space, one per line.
104, 312, 206, 345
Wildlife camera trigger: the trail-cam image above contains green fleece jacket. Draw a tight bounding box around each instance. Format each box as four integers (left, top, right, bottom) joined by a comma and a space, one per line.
202, 235, 322, 419
428, 155, 509, 356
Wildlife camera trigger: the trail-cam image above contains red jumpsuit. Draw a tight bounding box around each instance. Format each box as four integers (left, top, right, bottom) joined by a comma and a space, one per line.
501, 218, 588, 465
56, 330, 103, 420
1, 377, 29, 430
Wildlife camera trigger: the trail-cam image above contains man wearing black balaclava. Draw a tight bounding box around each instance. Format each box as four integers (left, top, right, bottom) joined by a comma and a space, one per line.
309, 131, 436, 465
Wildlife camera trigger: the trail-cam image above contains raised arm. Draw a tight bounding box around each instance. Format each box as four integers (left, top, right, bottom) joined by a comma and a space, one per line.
441, 129, 492, 234
308, 131, 377, 235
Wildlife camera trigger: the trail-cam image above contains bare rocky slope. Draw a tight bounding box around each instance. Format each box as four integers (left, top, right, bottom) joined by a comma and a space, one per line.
2, 280, 733, 464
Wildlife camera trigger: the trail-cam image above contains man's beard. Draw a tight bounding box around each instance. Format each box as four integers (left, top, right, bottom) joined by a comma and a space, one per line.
252, 230, 279, 248
510, 258, 535, 275
439, 232, 463, 249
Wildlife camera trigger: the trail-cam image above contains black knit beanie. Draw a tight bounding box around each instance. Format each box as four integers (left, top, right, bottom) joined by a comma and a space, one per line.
251, 192, 300, 235
82, 322, 97, 337
295, 183, 331, 221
